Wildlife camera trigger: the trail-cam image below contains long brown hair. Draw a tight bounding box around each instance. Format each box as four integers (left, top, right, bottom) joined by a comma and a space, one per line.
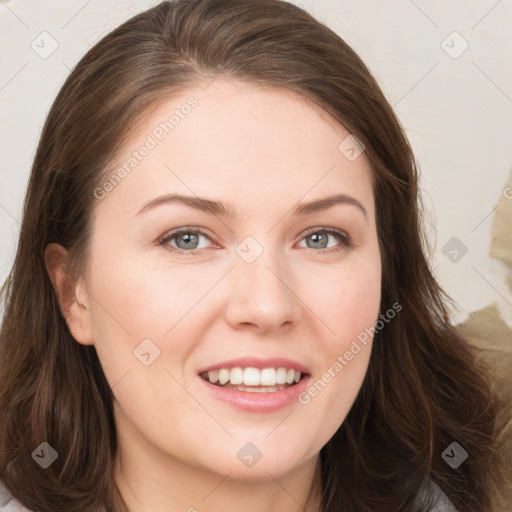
0, 1, 508, 510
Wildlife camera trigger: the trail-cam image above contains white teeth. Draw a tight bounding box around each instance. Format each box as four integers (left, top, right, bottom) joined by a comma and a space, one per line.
230, 367, 243, 385
207, 370, 219, 383
276, 367, 287, 385
260, 368, 276, 386
201, 366, 304, 387
243, 367, 260, 386
218, 368, 230, 385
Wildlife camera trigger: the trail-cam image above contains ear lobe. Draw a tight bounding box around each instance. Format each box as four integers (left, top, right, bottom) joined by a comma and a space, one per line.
44, 243, 94, 346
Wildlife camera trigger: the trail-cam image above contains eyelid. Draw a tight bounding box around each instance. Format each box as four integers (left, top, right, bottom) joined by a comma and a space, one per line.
300, 226, 350, 241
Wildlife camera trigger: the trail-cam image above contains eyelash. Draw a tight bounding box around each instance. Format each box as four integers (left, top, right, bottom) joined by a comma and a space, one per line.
158, 227, 351, 255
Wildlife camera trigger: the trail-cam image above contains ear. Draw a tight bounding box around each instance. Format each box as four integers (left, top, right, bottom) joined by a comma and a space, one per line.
44, 243, 94, 346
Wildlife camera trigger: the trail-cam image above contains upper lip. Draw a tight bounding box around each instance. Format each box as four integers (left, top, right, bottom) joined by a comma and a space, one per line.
198, 357, 310, 375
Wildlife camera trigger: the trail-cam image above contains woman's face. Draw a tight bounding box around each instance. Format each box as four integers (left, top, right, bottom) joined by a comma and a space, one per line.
76, 79, 381, 481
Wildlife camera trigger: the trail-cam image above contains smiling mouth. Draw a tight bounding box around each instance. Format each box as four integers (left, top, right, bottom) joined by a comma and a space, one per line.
200, 367, 308, 393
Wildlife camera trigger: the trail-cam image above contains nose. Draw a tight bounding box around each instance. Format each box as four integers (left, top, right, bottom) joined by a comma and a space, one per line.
224, 244, 301, 334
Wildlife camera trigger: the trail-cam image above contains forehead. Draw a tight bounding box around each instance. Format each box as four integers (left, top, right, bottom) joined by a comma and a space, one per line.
94, 79, 375, 221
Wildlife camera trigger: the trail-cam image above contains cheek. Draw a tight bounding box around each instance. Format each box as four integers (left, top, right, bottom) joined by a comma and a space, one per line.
88, 253, 213, 340
295, 263, 380, 440
301, 255, 381, 348
85, 248, 227, 390
295, 252, 380, 407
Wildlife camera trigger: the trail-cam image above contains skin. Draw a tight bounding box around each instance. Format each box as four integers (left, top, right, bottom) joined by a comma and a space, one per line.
45, 79, 382, 512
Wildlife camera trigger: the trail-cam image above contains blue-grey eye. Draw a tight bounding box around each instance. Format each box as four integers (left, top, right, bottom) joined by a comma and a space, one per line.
299, 229, 350, 251
160, 228, 212, 252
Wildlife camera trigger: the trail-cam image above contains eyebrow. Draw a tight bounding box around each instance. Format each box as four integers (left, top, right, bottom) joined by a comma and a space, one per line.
136, 192, 368, 221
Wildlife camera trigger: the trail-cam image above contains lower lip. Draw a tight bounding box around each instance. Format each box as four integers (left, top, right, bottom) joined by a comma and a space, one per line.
199, 375, 311, 412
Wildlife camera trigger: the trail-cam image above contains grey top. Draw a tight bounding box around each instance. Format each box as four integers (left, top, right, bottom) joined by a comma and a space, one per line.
419, 479, 459, 511
0, 479, 31, 511
0, 477, 458, 511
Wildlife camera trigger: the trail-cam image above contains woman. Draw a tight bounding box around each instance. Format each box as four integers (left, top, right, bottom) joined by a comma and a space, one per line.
0, 0, 508, 511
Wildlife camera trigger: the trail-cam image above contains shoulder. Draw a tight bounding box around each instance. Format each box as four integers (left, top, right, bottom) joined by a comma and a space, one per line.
0, 479, 34, 512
